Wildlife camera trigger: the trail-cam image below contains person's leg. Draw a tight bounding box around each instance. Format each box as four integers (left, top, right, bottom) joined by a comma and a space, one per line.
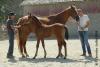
79, 31, 86, 55
84, 31, 92, 56
7, 31, 14, 57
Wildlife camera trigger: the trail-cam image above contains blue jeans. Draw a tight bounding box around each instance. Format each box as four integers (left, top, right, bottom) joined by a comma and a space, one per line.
7, 30, 14, 56
78, 31, 91, 54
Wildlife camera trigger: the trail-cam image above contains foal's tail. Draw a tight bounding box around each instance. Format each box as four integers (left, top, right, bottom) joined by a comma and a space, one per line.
16, 29, 21, 54
64, 26, 69, 40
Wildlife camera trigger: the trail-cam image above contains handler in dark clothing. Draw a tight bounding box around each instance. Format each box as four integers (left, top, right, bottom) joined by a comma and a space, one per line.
6, 12, 16, 58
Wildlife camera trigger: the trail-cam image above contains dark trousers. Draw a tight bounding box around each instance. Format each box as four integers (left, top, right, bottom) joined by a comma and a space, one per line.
7, 30, 14, 56
78, 31, 91, 54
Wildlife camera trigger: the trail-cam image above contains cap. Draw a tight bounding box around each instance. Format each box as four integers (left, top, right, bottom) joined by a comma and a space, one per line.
8, 12, 16, 16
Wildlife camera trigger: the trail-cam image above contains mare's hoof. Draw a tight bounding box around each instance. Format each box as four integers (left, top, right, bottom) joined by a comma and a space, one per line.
56, 56, 59, 58
33, 57, 36, 59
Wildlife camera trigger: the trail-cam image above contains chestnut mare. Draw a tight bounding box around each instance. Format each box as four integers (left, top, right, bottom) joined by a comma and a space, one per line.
16, 6, 79, 59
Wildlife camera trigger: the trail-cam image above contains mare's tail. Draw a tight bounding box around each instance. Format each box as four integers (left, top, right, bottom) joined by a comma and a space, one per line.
64, 26, 69, 40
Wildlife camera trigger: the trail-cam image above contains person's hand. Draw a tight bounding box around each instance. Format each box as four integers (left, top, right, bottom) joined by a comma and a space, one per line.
17, 25, 21, 28
80, 27, 84, 30
76, 22, 79, 25
14, 25, 21, 29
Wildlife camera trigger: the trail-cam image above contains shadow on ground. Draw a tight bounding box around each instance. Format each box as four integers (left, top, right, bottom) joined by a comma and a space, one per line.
8, 56, 97, 64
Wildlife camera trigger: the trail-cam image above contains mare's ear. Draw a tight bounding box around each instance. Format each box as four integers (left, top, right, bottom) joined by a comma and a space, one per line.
71, 4, 76, 8
71, 5, 74, 9
71, 5, 73, 8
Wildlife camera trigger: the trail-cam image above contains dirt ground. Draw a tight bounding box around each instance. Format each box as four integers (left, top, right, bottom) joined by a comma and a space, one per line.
0, 39, 100, 67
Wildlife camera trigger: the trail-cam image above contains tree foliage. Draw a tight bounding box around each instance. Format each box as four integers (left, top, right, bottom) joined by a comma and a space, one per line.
0, 0, 23, 23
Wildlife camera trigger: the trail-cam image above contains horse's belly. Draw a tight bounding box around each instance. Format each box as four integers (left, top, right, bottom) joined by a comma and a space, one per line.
43, 29, 52, 38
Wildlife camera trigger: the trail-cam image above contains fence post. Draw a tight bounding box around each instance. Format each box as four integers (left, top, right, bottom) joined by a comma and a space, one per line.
95, 30, 98, 66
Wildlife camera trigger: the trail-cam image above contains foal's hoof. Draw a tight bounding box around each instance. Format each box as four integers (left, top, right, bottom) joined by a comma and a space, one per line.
26, 55, 29, 57
60, 54, 64, 58
44, 56, 46, 58
22, 56, 25, 58
64, 57, 66, 59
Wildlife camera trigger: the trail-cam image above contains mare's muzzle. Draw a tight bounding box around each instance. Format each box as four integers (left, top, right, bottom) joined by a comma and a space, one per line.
74, 15, 79, 22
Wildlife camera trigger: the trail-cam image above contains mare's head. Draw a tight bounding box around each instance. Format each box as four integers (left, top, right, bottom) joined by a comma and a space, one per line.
68, 5, 79, 22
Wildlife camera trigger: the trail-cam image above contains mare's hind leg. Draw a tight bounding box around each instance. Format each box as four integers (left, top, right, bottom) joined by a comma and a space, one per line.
33, 38, 40, 59
41, 39, 47, 58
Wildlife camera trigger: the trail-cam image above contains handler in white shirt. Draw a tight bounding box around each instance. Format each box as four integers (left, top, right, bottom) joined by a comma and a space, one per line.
77, 9, 92, 57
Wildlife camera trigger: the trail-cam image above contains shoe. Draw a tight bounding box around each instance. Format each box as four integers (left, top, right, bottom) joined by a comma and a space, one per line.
7, 55, 15, 59
89, 54, 92, 57
80, 54, 86, 56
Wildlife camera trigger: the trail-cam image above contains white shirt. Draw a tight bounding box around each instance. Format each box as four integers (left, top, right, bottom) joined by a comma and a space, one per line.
78, 14, 90, 31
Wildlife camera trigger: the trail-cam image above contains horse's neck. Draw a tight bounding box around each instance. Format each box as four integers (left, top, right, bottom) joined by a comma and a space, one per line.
32, 16, 43, 28
56, 9, 70, 24
33, 21, 42, 28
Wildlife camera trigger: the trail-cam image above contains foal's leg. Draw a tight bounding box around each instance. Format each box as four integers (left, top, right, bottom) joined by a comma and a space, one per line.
19, 39, 25, 58
33, 38, 40, 59
23, 40, 29, 57
23, 35, 29, 57
41, 39, 47, 58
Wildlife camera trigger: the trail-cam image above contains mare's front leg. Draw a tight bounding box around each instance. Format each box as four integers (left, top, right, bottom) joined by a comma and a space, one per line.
41, 39, 47, 58
63, 40, 67, 59
56, 41, 62, 58
33, 38, 40, 59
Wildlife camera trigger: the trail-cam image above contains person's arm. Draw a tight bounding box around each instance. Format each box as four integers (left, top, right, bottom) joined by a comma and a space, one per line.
83, 20, 91, 29
10, 25, 21, 29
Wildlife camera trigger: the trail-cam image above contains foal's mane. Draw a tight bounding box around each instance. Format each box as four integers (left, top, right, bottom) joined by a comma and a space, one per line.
16, 15, 41, 27
31, 15, 42, 27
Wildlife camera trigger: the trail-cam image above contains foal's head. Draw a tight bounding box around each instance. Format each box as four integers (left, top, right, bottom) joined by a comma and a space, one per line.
68, 5, 79, 22
27, 13, 42, 27
17, 16, 29, 25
